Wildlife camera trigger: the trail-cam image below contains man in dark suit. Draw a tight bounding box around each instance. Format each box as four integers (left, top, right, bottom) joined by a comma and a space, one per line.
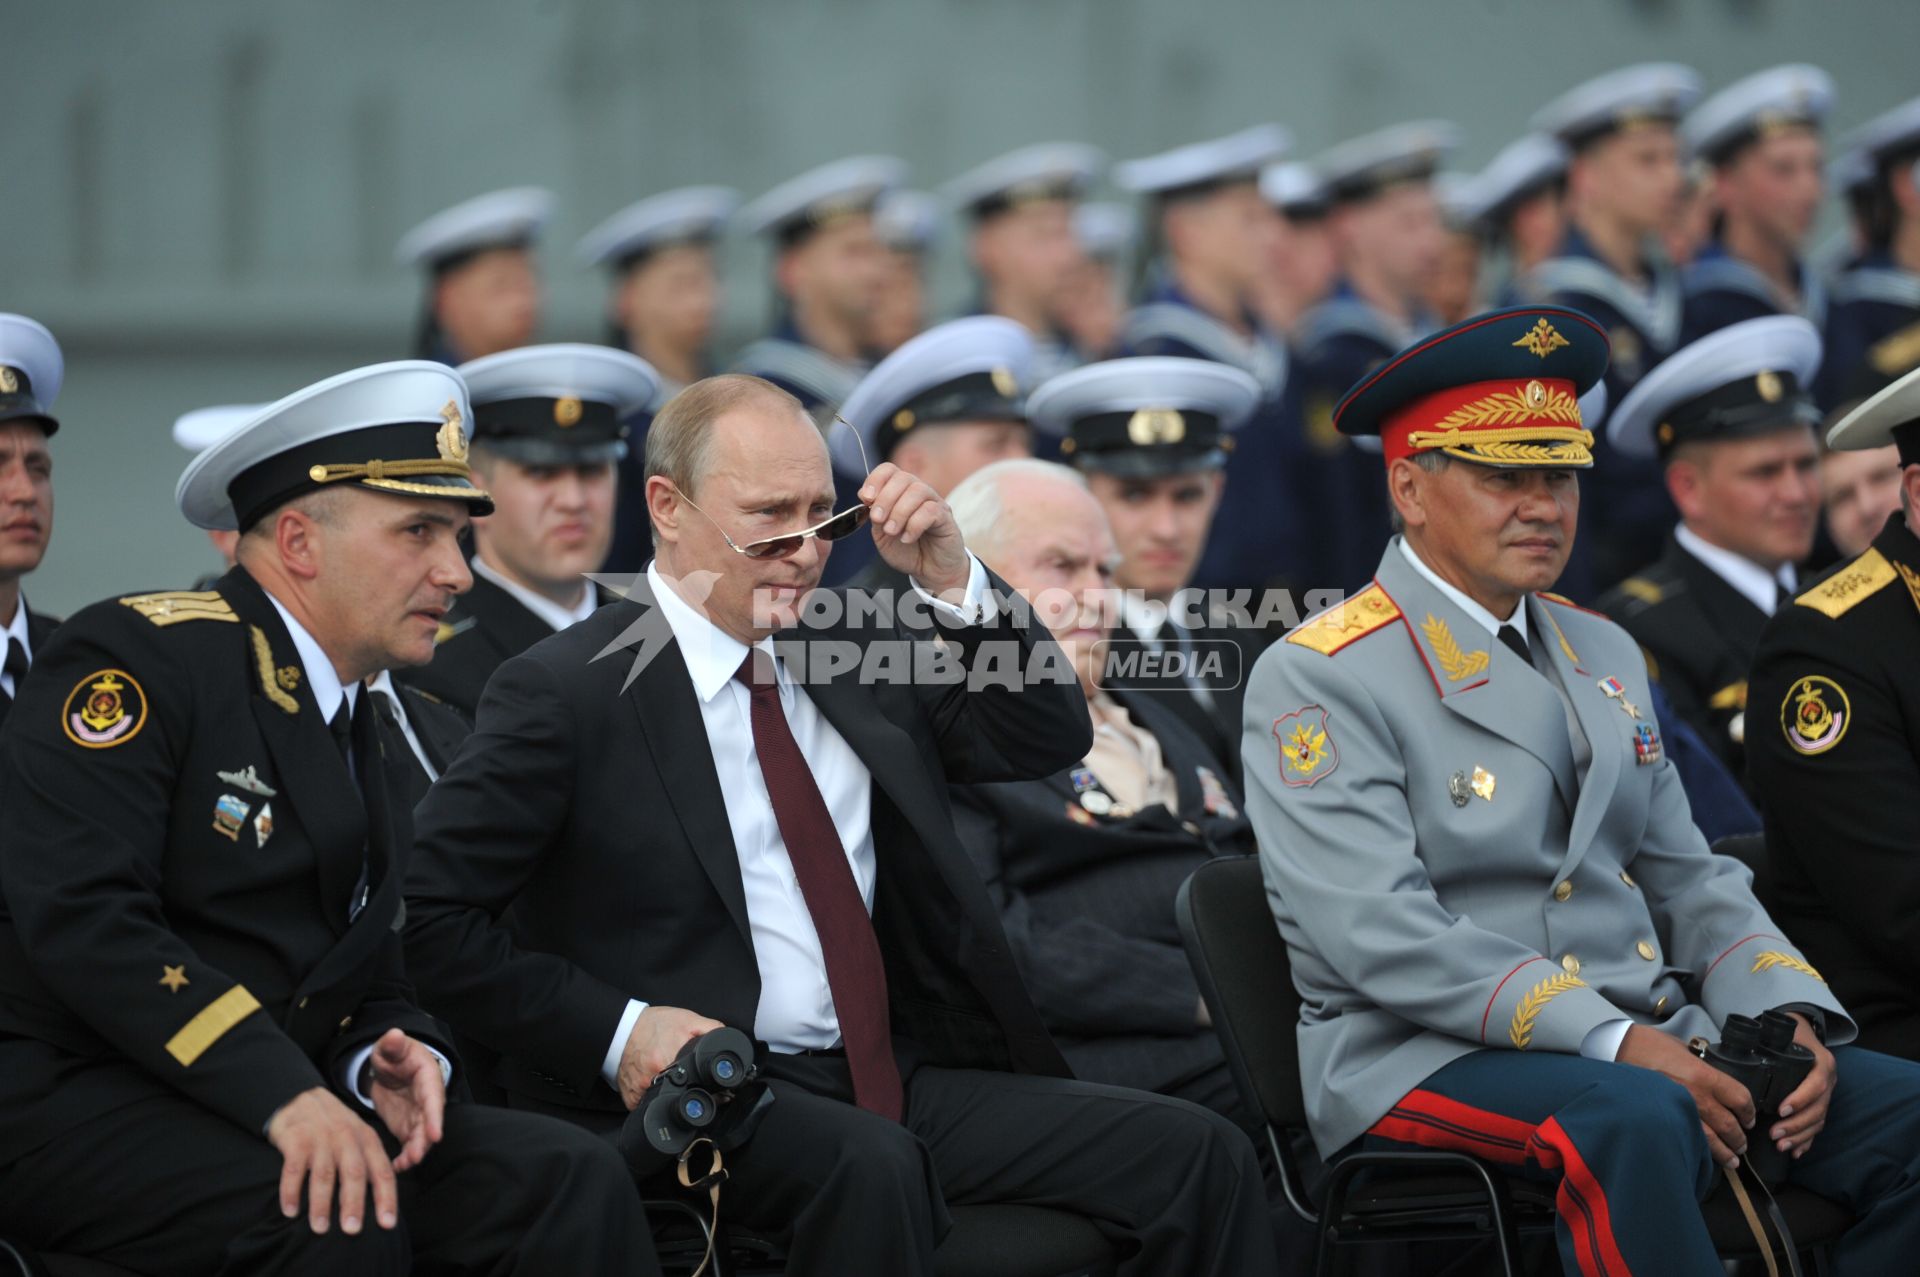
1597, 316, 1824, 781
403, 373, 1275, 1277
944, 457, 1253, 1116
0, 362, 651, 1275
402, 343, 657, 717
0, 315, 65, 730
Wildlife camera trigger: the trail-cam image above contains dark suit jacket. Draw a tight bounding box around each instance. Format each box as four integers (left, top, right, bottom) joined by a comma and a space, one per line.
1101, 617, 1267, 785
403, 567, 1091, 1116
0, 567, 447, 1159
952, 691, 1252, 1096
1597, 533, 1773, 780
400, 571, 614, 719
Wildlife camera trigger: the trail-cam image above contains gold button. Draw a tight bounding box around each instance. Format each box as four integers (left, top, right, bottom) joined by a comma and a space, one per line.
1637, 941, 1656, 961
1561, 954, 1581, 976
1553, 881, 1573, 902
1620, 871, 1636, 888
1655, 996, 1670, 1016
338, 1015, 353, 1030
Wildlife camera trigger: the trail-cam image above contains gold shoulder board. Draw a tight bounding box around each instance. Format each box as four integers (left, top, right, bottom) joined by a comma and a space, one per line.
1286, 584, 1401, 656
119, 590, 237, 627
1795, 548, 1895, 619
1616, 577, 1664, 607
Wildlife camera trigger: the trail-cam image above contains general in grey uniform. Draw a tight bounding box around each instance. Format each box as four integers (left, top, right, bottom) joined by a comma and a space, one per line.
1242, 302, 1920, 1275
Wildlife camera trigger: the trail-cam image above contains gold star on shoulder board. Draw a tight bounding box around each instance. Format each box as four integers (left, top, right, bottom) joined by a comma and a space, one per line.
159, 965, 190, 993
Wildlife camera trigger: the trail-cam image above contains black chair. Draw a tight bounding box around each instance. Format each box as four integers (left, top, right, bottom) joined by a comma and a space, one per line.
1712, 833, 1775, 913
1175, 856, 1851, 1276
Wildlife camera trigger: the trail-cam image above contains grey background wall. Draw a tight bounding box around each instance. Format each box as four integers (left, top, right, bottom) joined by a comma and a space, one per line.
11, 0, 1919, 614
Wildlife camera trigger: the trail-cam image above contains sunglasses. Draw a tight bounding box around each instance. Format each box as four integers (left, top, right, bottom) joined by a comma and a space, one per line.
673, 416, 873, 561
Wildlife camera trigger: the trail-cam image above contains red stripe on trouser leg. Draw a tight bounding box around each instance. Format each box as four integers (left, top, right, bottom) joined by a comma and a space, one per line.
1530, 1116, 1633, 1277
1367, 1090, 1538, 1166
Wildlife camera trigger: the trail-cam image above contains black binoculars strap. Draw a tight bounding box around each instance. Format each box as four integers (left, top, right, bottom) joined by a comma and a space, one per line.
676, 1138, 728, 1277
1725, 1159, 1804, 1277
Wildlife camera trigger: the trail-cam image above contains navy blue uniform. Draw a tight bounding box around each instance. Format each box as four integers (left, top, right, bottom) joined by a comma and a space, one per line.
1819, 251, 1920, 407
1291, 283, 1419, 596
1123, 283, 1310, 595
1680, 241, 1827, 345
1521, 229, 1685, 595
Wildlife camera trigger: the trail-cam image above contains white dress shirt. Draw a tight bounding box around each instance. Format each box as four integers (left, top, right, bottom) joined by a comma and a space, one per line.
1398, 539, 1629, 1062
471, 554, 600, 632
1674, 524, 1796, 616
262, 590, 449, 1106
600, 553, 990, 1086
0, 595, 34, 700
365, 670, 439, 784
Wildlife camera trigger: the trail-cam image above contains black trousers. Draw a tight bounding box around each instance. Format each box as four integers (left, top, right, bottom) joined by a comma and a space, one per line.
0, 1090, 656, 1277
651, 1050, 1279, 1277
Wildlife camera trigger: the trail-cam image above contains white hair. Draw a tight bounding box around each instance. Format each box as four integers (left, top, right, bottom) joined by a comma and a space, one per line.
947, 458, 1089, 560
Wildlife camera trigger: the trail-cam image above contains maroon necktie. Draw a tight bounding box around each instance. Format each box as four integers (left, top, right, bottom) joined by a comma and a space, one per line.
734, 649, 904, 1122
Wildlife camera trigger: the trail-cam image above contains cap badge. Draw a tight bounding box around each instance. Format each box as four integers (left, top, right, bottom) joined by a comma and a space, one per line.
554, 396, 583, 428
1525, 380, 1549, 410
1127, 408, 1186, 446
1756, 370, 1783, 403
990, 366, 1019, 399
0, 367, 16, 393
893, 409, 916, 432
1513, 318, 1571, 360
437, 401, 469, 464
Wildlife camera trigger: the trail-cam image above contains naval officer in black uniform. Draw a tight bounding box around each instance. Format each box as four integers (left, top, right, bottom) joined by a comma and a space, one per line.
401, 343, 657, 718
1750, 367, 1920, 1061
0, 360, 651, 1275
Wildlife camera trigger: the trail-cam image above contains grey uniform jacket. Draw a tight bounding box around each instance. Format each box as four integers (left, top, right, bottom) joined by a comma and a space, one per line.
1241, 539, 1849, 1155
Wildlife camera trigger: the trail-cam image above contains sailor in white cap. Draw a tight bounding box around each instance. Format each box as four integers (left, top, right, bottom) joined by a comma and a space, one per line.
731, 155, 906, 418
1596, 316, 1825, 780
1056, 202, 1136, 363
577, 187, 736, 572
1822, 94, 1920, 407
0, 314, 62, 728
944, 143, 1105, 383
578, 186, 738, 395
1522, 63, 1703, 593
0, 358, 654, 1274
1293, 119, 1460, 594
1027, 356, 1263, 769
401, 344, 657, 720
394, 187, 552, 366
1115, 125, 1305, 594
1254, 162, 1337, 338
1680, 66, 1836, 344
832, 316, 1034, 594
871, 189, 942, 357
1454, 134, 1571, 304
172, 404, 266, 580
1426, 172, 1486, 328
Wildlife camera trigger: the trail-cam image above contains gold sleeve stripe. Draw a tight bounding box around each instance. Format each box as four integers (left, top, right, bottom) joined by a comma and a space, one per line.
165, 985, 262, 1067
1751, 951, 1825, 982
1508, 973, 1586, 1050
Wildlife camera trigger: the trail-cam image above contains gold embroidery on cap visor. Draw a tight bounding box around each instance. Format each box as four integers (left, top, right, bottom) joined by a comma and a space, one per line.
302, 402, 488, 503
1401, 382, 1593, 468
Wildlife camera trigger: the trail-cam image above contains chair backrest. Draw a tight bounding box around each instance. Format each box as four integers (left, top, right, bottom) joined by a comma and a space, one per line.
1175, 856, 1307, 1131
1711, 832, 1775, 914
